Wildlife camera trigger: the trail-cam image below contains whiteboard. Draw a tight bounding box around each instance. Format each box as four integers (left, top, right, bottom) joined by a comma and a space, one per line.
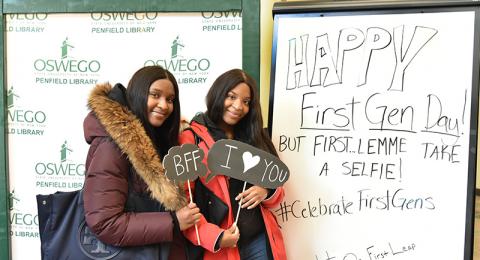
269, 3, 478, 260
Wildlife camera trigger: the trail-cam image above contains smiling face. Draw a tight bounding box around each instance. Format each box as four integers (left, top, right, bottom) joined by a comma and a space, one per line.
219, 82, 251, 135
146, 79, 175, 127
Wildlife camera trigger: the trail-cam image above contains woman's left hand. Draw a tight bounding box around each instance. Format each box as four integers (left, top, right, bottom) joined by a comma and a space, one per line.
235, 186, 268, 209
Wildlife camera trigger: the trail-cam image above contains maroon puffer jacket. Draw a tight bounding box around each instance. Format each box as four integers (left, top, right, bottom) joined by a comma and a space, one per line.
83, 83, 188, 259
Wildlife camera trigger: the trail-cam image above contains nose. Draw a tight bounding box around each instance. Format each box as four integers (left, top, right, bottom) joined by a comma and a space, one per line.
232, 99, 243, 110
157, 98, 168, 109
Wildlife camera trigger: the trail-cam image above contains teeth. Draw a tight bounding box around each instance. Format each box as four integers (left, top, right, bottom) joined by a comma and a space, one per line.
153, 112, 165, 117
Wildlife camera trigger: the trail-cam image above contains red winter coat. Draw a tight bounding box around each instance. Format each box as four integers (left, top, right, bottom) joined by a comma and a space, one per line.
179, 120, 287, 260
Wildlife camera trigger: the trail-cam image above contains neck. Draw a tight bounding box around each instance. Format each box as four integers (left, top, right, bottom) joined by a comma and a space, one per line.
225, 131, 234, 139
219, 121, 234, 139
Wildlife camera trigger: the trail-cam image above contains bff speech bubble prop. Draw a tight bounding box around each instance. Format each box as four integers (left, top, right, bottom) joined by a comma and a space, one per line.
163, 144, 207, 182
162, 143, 204, 245
207, 139, 290, 189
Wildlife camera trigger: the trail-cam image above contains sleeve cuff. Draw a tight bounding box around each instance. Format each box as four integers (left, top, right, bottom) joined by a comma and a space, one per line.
213, 231, 224, 252
169, 211, 181, 241
264, 188, 276, 201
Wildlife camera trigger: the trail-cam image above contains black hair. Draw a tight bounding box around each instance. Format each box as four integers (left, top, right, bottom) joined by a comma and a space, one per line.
126, 66, 180, 157
206, 69, 277, 156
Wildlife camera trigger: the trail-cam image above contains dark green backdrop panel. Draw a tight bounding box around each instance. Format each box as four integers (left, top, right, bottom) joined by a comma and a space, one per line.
3, 0, 241, 13
0, 11, 9, 260
242, 0, 260, 85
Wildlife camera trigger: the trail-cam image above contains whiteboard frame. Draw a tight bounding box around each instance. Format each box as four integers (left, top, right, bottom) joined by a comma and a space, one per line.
268, 1, 479, 259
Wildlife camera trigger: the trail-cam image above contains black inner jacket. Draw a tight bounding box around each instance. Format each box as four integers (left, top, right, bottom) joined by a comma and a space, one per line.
191, 113, 266, 247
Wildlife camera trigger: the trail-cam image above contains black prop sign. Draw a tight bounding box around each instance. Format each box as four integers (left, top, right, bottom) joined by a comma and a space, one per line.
162, 144, 207, 182
162, 143, 205, 244
207, 139, 290, 189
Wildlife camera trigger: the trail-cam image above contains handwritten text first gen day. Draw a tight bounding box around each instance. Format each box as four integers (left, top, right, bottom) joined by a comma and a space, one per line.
284, 25, 464, 139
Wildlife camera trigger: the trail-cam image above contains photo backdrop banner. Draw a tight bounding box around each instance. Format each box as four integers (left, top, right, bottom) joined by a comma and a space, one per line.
269, 6, 478, 260
6, 12, 241, 260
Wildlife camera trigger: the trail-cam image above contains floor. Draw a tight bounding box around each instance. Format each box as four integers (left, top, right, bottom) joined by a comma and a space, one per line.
475, 194, 479, 259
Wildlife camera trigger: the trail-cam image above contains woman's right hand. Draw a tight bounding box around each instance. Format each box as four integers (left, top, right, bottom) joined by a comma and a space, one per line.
175, 202, 201, 231
219, 224, 240, 248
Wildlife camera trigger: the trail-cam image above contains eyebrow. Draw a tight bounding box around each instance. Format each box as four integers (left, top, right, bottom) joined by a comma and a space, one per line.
228, 90, 251, 99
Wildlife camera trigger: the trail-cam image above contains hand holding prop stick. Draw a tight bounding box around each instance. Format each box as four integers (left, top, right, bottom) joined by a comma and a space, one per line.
163, 144, 207, 245
207, 139, 290, 224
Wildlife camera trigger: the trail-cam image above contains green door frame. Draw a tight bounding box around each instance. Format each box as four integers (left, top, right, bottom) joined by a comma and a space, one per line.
0, 0, 259, 259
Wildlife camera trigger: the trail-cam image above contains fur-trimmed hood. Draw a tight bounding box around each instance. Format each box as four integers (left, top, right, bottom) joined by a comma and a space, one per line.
85, 82, 187, 210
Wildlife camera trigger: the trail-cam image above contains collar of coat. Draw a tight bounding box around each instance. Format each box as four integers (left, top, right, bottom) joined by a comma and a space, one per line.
87, 83, 187, 211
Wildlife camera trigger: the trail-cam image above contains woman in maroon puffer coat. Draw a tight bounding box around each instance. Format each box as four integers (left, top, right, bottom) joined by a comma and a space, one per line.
83, 66, 201, 260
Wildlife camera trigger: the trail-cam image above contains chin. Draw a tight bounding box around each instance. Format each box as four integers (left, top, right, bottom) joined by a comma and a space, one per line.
149, 120, 166, 127
223, 118, 238, 126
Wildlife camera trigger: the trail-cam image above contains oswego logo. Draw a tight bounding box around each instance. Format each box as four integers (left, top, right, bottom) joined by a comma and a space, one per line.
35, 140, 85, 177
60, 140, 73, 162
145, 36, 211, 85
32, 37, 101, 86
6, 13, 47, 33
7, 86, 47, 136
201, 11, 242, 32
35, 140, 85, 190
201, 11, 242, 19
77, 221, 121, 259
9, 190, 20, 211
171, 36, 184, 59
33, 37, 101, 73
90, 12, 157, 34
8, 13, 48, 21
61, 37, 74, 59
91, 12, 158, 21
9, 188, 40, 238
7, 86, 19, 109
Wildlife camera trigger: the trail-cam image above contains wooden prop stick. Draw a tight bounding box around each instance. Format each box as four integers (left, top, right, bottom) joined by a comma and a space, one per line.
163, 144, 207, 246
234, 181, 247, 225
187, 180, 201, 245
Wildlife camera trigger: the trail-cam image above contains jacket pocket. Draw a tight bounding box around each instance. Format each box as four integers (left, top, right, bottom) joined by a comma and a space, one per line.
193, 179, 228, 226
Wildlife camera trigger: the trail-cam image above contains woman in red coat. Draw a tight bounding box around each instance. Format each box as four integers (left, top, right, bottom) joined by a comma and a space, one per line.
180, 69, 287, 260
